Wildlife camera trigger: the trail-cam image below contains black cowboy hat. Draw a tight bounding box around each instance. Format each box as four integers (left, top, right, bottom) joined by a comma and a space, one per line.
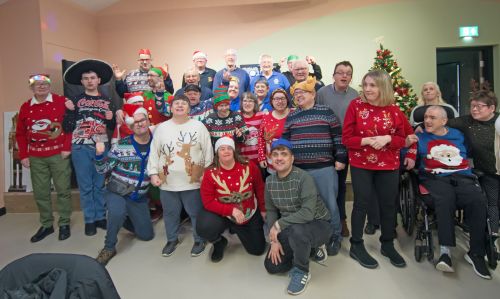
63, 59, 113, 85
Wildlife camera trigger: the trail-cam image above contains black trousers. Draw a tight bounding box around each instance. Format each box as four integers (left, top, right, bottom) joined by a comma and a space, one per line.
337, 162, 349, 220
264, 220, 332, 273
420, 174, 487, 255
196, 209, 266, 256
478, 174, 500, 234
350, 167, 399, 244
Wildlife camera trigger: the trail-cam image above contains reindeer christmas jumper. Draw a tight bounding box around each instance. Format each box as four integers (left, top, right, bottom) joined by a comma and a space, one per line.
147, 118, 213, 191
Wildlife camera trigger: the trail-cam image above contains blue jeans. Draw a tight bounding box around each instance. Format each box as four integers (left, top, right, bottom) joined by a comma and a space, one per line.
71, 144, 106, 223
160, 189, 203, 243
306, 166, 341, 241
104, 191, 154, 250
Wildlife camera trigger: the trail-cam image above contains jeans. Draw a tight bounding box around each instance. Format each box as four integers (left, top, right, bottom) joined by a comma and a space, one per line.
264, 220, 332, 273
30, 155, 72, 227
306, 166, 341, 241
71, 144, 106, 223
160, 189, 203, 243
104, 191, 154, 250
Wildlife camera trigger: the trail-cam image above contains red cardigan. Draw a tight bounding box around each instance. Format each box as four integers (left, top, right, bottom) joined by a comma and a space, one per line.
342, 98, 415, 170
16, 93, 72, 160
200, 161, 265, 224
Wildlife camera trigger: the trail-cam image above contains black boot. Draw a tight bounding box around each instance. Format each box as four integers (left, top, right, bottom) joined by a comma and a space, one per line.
211, 236, 228, 262
350, 241, 378, 269
381, 242, 406, 268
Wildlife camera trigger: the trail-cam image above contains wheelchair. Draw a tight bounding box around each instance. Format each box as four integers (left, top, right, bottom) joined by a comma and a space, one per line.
398, 105, 499, 269
399, 169, 498, 269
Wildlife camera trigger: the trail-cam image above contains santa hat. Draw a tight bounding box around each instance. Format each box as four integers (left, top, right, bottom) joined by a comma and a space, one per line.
123, 104, 148, 126
124, 92, 144, 104
138, 48, 152, 60
215, 135, 235, 152
193, 50, 207, 60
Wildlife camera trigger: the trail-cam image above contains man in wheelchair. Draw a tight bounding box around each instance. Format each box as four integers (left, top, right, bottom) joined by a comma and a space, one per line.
416, 105, 491, 279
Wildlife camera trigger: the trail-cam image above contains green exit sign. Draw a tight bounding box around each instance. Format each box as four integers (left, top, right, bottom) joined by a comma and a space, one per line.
459, 26, 479, 38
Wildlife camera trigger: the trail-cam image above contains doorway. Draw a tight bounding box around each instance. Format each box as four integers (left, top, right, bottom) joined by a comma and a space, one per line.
436, 46, 494, 115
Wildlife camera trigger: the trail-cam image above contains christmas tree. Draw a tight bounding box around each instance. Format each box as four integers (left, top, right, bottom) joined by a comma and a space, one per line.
370, 44, 417, 117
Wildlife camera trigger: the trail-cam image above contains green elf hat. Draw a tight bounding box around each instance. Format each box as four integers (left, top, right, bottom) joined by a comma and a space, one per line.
150, 67, 164, 78
287, 55, 299, 62
213, 85, 230, 108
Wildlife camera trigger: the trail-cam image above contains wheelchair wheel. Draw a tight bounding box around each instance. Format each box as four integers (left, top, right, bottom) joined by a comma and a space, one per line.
425, 231, 434, 262
399, 172, 416, 235
414, 245, 423, 262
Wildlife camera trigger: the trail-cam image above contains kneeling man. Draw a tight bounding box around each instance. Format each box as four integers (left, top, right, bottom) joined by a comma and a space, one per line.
264, 138, 332, 295
94, 105, 155, 265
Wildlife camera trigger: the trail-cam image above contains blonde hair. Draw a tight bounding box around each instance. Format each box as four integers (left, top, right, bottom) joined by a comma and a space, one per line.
417, 82, 445, 106
360, 70, 394, 107
184, 68, 200, 80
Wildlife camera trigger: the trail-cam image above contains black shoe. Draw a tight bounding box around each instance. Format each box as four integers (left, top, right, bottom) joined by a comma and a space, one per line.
465, 252, 492, 280
30, 226, 54, 243
0, 207, 6, 216
95, 219, 107, 230
327, 238, 341, 256
381, 243, 406, 268
211, 236, 228, 262
162, 239, 180, 257
349, 241, 378, 269
364, 223, 379, 235
85, 223, 97, 236
435, 254, 454, 272
58, 225, 71, 241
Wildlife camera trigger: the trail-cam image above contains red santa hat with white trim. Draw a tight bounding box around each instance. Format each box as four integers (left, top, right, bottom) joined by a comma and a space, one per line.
192, 50, 207, 60
124, 92, 144, 104
123, 104, 148, 126
138, 48, 152, 60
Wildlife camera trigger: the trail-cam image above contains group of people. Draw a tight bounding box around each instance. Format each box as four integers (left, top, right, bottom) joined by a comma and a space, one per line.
15, 47, 499, 295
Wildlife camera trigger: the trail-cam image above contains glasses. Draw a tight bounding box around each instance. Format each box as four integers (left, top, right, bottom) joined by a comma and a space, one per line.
272, 97, 287, 101
293, 90, 310, 95
33, 82, 50, 87
471, 103, 489, 110
334, 72, 352, 77
242, 99, 255, 103
147, 74, 159, 77
134, 118, 148, 125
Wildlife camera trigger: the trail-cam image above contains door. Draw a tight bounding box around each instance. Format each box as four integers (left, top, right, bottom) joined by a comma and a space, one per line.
436, 46, 494, 115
